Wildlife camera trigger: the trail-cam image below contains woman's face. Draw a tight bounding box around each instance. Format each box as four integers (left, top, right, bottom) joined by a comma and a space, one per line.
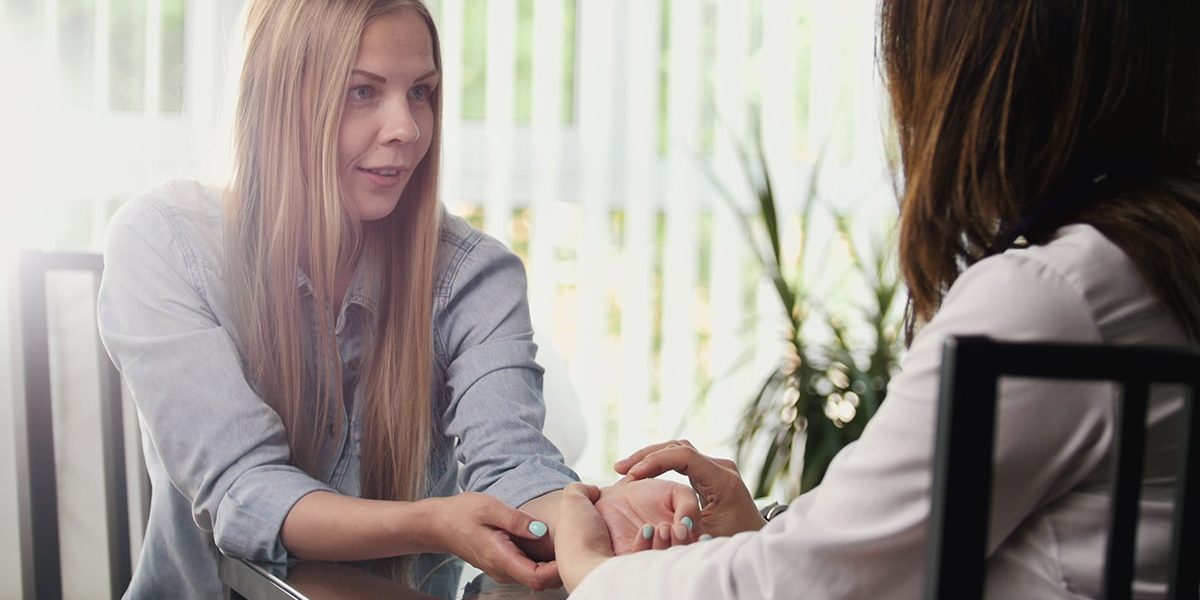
337, 9, 438, 222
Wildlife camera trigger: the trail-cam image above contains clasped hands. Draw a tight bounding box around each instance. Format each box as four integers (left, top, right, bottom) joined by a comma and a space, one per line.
445, 440, 763, 592
443, 462, 705, 591
551, 440, 768, 590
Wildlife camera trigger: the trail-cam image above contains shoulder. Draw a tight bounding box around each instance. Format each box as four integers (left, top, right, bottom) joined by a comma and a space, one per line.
1005, 224, 1179, 344
434, 207, 526, 301
109, 179, 221, 230
1005, 224, 1133, 305
919, 226, 1110, 349
936, 224, 1169, 346
892, 222, 1174, 402
107, 179, 223, 256
104, 179, 225, 292
430, 208, 533, 359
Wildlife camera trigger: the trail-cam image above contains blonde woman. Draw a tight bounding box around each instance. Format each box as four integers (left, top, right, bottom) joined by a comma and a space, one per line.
98, 1, 700, 597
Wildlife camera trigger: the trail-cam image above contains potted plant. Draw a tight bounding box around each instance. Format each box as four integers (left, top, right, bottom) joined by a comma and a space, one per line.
708, 128, 905, 499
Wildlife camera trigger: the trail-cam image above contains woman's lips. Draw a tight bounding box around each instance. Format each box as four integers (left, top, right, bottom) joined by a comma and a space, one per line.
357, 166, 406, 188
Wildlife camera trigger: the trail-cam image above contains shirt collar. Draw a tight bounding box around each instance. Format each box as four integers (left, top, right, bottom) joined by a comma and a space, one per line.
293, 255, 380, 317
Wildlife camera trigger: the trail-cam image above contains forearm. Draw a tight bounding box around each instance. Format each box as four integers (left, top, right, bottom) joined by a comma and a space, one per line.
280, 491, 443, 561
517, 490, 563, 561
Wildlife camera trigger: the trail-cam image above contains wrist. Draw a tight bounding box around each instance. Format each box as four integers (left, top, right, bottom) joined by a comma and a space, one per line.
393, 497, 447, 555
758, 501, 787, 521
749, 501, 783, 530
562, 553, 610, 593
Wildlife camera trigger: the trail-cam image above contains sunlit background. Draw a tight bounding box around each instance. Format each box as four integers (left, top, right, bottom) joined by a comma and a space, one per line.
0, 0, 897, 596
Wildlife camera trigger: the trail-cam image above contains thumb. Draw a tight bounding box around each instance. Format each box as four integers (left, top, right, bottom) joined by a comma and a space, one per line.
670, 483, 703, 538
564, 482, 602, 503
557, 484, 603, 526
489, 504, 551, 542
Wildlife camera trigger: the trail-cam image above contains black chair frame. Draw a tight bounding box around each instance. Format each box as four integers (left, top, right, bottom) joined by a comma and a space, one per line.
14, 250, 150, 600
924, 335, 1200, 600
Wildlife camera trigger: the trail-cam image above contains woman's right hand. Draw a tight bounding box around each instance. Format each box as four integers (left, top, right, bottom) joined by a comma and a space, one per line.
428, 492, 560, 591
614, 440, 767, 538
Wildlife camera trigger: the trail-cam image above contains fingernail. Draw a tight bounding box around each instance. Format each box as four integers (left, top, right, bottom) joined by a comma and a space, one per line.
672, 524, 688, 541
528, 521, 548, 538
699, 534, 713, 541
658, 525, 670, 541
641, 524, 654, 540
681, 516, 694, 531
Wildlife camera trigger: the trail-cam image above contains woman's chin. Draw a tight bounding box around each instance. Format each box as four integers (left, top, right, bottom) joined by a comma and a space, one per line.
348, 196, 403, 222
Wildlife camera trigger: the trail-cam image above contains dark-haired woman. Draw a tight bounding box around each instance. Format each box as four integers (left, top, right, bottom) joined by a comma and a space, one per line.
553, 1, 1200, 597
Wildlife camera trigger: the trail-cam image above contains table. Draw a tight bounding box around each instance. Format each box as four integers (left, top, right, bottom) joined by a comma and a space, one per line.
219, 554, 569, 600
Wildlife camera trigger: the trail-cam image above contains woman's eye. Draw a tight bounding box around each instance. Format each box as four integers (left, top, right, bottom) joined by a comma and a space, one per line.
410, 84, 433, 102
349, 85, 375, 101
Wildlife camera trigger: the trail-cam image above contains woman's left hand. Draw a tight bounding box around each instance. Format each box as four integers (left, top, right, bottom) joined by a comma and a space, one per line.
594, 477, 703, 554
615, 439, 765, 538
553, 483, 615, 592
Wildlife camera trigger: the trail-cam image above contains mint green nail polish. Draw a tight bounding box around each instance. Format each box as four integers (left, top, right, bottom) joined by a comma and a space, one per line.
641, 524, 654, 540
699, 534, 713, 541
681, 516, 694, 531
529, 521, 548, 538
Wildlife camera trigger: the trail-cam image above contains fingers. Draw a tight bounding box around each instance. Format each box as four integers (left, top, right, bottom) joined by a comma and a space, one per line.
508, 559, 559, 591
481, 535, 561, 591
484, 537, 545, 588
527, 561, 561, 591
671, 522, 690, 545
614, 441, 678, 474
652, 523, 672, 550
669, 482, 702, 542
714, 457, 740, 472
625, 444, 720, 483
614, 439, 696, 475
631, 523, 654, 552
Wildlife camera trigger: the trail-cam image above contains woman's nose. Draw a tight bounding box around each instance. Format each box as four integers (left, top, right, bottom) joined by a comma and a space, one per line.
380, 102, 419, 145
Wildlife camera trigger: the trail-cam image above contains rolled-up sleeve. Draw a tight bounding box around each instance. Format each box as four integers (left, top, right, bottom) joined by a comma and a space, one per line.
436, 234, 578, 507
97, 198, 332, 563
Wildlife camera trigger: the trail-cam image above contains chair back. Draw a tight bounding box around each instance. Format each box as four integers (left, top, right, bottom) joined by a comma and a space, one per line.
924, 335, 1200, 600
14, 250, 150, 600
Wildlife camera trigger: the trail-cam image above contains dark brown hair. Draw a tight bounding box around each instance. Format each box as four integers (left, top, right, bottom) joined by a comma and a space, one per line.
880, 0, 1200, 342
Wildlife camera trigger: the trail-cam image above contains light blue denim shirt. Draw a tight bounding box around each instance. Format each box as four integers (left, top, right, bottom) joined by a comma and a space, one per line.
97, 180, 578, 599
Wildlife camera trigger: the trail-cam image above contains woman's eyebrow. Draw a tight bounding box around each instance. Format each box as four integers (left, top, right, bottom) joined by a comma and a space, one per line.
350, 68, 439, 84
351, 69, 386, 83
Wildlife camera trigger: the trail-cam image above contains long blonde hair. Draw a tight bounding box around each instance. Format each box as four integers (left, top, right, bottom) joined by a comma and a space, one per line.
225, 0, 442, 523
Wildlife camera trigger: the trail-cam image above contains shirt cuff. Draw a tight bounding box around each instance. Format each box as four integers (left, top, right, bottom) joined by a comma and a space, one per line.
213, 465, 335, 563
477, 456, 579, 508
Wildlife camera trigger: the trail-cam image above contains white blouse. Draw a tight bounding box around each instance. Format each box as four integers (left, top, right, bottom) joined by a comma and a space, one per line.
571, 225, 1187, 599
